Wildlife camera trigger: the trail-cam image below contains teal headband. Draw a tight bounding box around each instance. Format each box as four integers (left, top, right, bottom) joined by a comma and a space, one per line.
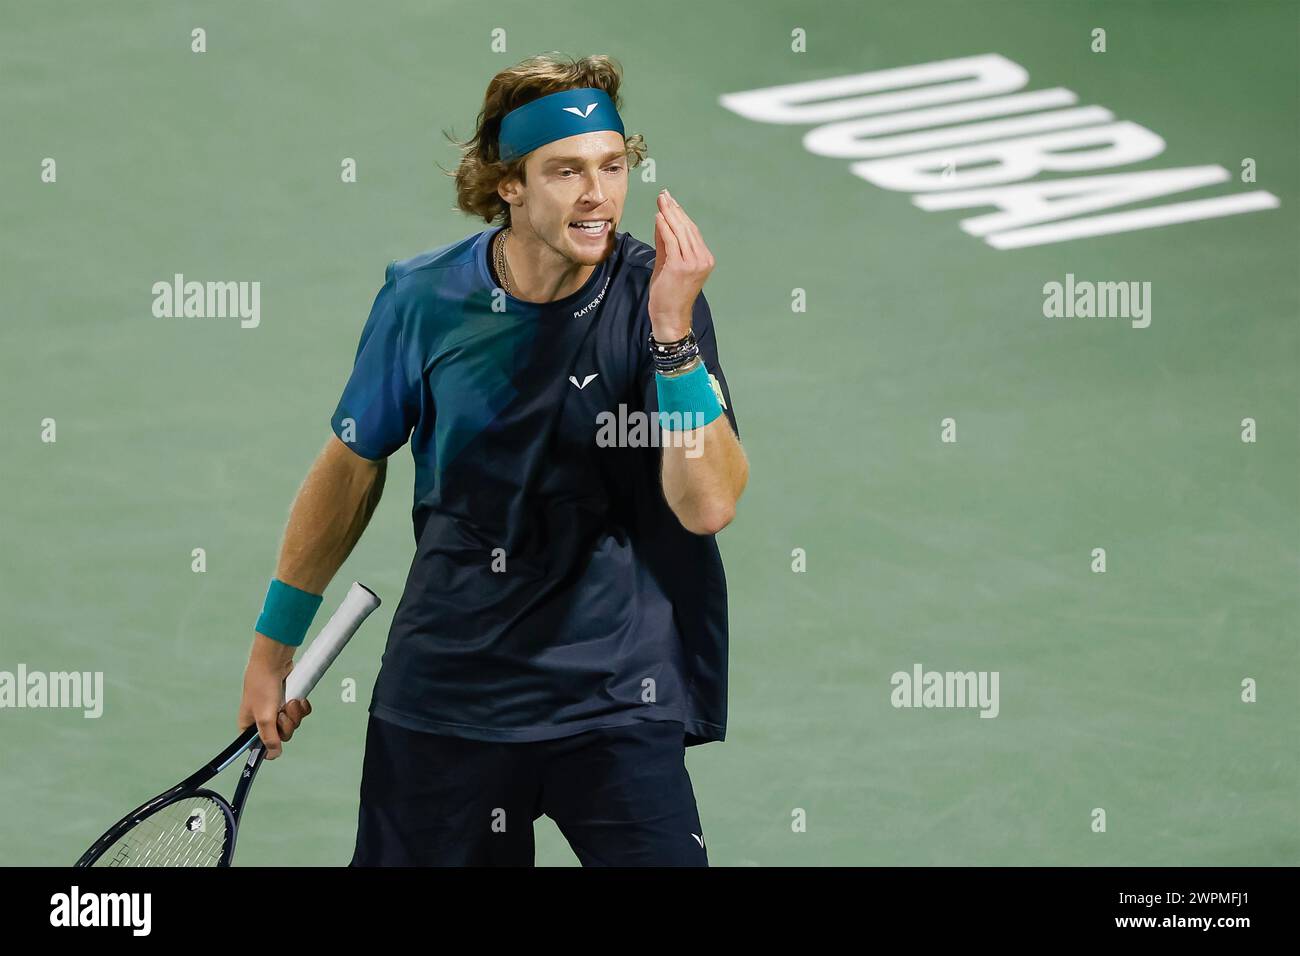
498, 87, 625, 163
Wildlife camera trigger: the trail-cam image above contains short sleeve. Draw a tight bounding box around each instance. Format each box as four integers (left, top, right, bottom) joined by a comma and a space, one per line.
639, 292, 740, 439
330, 263, 421, 460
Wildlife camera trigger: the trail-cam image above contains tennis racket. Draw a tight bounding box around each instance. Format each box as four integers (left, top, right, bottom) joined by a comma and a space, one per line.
74, 581, 380, 867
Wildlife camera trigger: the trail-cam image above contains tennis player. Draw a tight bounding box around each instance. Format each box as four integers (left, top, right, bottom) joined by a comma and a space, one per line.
238, 52, 747, 866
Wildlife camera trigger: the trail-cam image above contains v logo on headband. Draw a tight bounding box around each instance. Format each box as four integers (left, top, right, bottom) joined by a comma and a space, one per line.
563, 103, 598, 118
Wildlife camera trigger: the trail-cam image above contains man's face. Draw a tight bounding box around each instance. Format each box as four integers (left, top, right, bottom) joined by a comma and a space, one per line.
506, 130, 628, 265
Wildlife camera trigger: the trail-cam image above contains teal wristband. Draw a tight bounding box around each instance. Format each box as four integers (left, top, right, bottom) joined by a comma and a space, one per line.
255, 578, 324, 647
655, 361, 723, 431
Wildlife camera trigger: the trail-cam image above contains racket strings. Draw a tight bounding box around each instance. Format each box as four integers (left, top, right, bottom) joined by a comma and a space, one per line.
96, 796, 231, 867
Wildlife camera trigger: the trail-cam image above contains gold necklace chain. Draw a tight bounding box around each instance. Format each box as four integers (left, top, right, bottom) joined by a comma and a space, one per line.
493, 226, 512, 295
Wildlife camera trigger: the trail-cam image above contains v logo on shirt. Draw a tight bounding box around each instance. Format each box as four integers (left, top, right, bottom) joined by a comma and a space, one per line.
568, 373, 599, 389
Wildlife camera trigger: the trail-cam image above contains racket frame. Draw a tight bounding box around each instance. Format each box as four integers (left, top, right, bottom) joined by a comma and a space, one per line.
73, 582, 378, 867
74, 726, 264, 867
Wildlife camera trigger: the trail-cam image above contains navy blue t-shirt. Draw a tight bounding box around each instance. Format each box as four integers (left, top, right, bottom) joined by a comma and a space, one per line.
331, 226, 739, 747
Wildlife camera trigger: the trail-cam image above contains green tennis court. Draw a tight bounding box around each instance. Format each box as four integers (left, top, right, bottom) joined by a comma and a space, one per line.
1, 0, 1295, 866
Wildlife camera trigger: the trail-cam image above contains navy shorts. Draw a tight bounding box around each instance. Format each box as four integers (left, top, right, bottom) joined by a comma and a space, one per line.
349, 715, 708, 867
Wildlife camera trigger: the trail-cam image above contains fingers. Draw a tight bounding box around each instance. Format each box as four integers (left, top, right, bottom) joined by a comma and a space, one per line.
256, 709, 308, 760
655, 208, 682, 263
657, 190, 694, 259
659, 189, 702, 253
651, 206, 665, 277
255, 710, 284, 760
277, 698, 312, 744
657, 190, 711, 268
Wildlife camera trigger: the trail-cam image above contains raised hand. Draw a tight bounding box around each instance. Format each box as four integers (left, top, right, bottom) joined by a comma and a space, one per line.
649, 189, 715, 341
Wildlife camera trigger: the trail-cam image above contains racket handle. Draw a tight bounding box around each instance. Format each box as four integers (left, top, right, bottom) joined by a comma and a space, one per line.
284, 582, 380, 701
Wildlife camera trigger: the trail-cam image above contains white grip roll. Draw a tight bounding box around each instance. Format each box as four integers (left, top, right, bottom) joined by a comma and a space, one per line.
284, 582, 380, 701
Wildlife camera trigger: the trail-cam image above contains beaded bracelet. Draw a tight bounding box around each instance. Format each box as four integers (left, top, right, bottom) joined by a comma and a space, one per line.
649, 329, 701, 374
